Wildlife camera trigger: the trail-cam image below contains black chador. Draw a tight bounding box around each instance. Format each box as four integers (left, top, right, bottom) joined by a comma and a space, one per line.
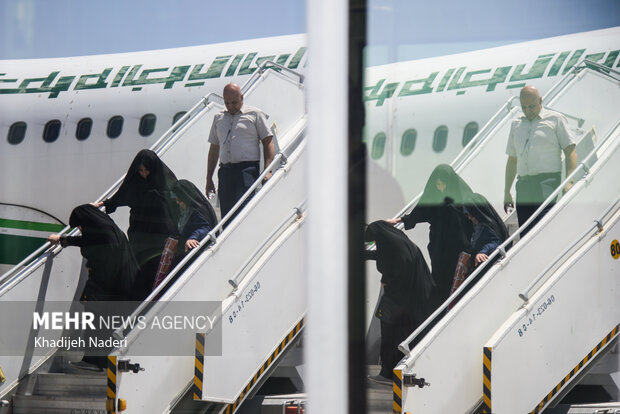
400, 164, 474, 310
61, 204, 139, 369
103, 149, 178, 298
365, 220, 434, 380
62, 204, 139, 301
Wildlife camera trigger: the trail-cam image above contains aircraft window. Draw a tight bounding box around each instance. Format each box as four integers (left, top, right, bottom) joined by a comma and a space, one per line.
462, 122, 479, 147
107, 116, 124, 139
139, 113, 157, 137
432, 125, 448, 153
76, 118, 92, 141
371, 132, 386, 159
8, 122, 27, 145
43, 120, 61, 143
400, 129, 417, 156
173, 111, 187, 124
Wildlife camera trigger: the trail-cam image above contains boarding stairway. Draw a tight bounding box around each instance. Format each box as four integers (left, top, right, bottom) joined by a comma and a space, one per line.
0, 62, 308, 414
384, 61, 620, 413
483, 198, 620, 413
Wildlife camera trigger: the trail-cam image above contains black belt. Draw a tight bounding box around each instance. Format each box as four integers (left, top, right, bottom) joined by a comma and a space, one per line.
517, 172, 561, 182
219, 160, 259, 169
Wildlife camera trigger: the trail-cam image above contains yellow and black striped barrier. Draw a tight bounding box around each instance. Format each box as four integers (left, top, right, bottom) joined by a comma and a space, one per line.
392, 368, 403, 413
529, 323, 619, 414
193, 333, 205, 400
223, 317, 304, 414
106, 355, 117, 414
482, 346, 492, 413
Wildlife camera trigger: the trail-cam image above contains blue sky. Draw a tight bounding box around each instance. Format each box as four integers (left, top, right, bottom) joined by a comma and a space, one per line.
1, 0, 618, 62
0, 0, 306, 59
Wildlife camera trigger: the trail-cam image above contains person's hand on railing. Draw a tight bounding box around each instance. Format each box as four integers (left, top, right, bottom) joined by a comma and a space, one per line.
563, 179, 574, 194
185, 239, 200, 252
261, 171, 273, 185
475, 253, 489, 266
385, 217, 402, 225
90, 201, 104, 208
47, 234, 61, 245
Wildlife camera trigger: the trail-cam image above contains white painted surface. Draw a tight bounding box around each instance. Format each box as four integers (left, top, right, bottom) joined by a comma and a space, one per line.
488, 206, 620, 413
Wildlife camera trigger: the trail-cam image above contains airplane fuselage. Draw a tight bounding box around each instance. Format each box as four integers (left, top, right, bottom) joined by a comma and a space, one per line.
1, 28, 618, 270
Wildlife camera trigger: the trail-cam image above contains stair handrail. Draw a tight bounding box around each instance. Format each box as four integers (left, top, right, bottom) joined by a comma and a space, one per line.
582, 59, 620, 79
518, 195, 620, 302
228, 201, 306, 290
396, 109, 620, 360
0, 227, 68, 289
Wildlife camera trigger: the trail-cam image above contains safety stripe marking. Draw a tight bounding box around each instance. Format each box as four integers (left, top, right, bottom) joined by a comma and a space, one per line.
225, 317, 304, 414
482, 347, 492, 413
193, 333, 205, 400
107, 355, 117, 414
529, 323, 619, 414
393, 368, 403, 413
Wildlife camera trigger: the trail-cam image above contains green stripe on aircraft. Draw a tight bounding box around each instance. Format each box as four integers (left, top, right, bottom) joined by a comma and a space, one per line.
0, 218, 64, 233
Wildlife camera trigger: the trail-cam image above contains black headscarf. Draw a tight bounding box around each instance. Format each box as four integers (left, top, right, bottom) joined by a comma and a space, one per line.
418, 164, 474, 207
464, 193, 509, 244
172, 179, 218, 231
69, 204, 139, 300
365, 221, 434, 317
105, 149, 178, 213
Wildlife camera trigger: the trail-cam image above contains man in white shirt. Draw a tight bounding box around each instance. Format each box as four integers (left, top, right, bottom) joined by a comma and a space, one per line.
206, 83, 274, 221
504, 85, 577, 234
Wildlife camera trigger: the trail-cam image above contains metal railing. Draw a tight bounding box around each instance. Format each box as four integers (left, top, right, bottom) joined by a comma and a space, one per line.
228, 202, 305, 289
518, 196, 620, 301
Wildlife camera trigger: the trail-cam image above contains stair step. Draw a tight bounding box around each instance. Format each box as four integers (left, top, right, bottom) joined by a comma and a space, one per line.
13, 394, 106, 414
36, 372, 107, 397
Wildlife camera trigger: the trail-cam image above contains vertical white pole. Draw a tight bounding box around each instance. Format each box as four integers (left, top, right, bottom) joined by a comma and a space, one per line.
305, 0, 349, 412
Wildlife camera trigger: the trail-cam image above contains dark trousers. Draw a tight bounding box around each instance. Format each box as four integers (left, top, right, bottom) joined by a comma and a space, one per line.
218, 161, 260, 223
379, 312, 418, 379
516, 172, 561, 236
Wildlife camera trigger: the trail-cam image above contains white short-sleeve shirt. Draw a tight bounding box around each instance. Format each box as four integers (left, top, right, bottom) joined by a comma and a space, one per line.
505, 108, 575, 176
208, 105, 272, 164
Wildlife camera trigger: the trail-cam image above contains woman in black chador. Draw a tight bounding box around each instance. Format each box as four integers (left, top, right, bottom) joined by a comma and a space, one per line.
172, 179, 218, 255
48, 204, 139, 370
95, 149, 178, 299
48, 204, 139, 301
387, 164, 474, 310
365, 220, 434, 384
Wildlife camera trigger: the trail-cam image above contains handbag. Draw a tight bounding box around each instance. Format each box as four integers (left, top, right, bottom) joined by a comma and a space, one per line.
448, 251, 472, 310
